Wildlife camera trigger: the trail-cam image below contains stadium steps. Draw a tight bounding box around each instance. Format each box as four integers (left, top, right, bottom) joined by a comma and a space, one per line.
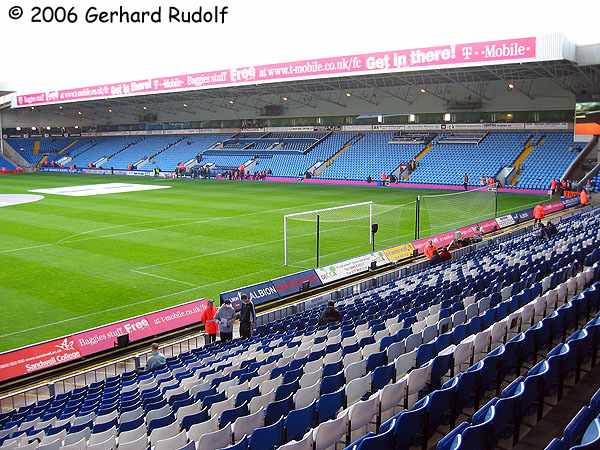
34, 155, 48, 171
103, 138, 144, 164
304, 130, 333, 154
148, 137, 187, 162
58, 139, 80, 155
0, 140, 31, 167
318, 133, 364, 176
509, 135, 542, 185
400, 142, 434, 180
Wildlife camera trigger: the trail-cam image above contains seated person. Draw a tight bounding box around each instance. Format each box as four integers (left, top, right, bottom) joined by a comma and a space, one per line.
438, 247, 452, 261
319, 301, 342, 325
146, 343, 166, 371
424, 240, 440, 264
448, 231, 466, 250
546, 220, 558, 236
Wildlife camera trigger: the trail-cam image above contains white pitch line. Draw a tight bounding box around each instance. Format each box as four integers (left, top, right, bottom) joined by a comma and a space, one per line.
130, 269, 196, 287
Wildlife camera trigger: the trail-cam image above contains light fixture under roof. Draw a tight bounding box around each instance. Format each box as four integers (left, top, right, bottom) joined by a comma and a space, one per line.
282, 97, 288, 101
420, 88, 427, 93
228, 100, 234, 104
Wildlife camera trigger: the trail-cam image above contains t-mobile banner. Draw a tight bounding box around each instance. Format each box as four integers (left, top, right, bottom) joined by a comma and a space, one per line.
74, 299, 209, 356
220, 280, 280, 309
15, 37, 537, 107
272, 270, 323, 297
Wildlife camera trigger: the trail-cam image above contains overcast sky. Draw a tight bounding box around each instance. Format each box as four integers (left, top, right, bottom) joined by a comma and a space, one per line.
1, 0, 599, 93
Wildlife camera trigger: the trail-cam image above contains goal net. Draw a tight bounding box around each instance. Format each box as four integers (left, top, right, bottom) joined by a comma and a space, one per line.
418, 187, 496, 237
284, 201, 416, 268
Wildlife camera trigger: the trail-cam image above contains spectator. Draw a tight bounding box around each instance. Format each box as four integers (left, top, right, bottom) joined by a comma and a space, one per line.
550, 178, 558, 195
239, 294, 256, 339
438, 246, 452, 261
488, 176, 495, 189
533, 204, 545, 225
463, 173, 469, 191
470, 225, 484, 243
424, 240, 440, 263
319, 301, 342, 325
146, 343, 166, 371
216, 299, 236, 342
580, 188, 590, 206
448, 231, 465, 250
200, 300, 218, 344
546, 221, 558, 236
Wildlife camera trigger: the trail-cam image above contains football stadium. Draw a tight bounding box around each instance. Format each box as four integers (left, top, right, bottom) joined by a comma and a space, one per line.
1, 11, 600, 450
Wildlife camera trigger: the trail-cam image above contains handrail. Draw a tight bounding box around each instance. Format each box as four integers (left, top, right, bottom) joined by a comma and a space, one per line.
563, 135, 598, 181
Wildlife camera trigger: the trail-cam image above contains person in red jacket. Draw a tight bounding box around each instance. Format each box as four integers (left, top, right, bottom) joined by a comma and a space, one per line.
200, 300, 218, 344
550, 178, 558, 195
533, 204, 545, 225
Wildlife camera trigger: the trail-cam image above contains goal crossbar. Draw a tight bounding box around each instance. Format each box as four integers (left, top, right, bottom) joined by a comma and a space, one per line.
283, 201, 374, 219
284, 201, 374, 266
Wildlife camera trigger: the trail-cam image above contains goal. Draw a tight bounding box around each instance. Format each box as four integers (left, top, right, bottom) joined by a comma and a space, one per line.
283, 201, 416, 267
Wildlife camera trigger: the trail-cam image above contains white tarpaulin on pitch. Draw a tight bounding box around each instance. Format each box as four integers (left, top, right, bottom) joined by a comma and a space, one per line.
30, 183, 171, 197
0, 194, 44, 207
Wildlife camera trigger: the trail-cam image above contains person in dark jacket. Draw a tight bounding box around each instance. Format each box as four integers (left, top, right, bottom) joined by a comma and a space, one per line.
239, 294, 256, 339
319, 301, 342, 325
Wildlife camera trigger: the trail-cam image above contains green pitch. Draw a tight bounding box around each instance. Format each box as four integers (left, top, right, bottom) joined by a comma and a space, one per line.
0, 174, 544, 351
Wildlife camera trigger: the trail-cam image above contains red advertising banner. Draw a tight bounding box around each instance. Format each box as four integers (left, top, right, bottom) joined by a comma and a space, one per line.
412, 219, 499, 253
74, 299, 209, 356
15, 37, 536, 107
0, 299, 208, 382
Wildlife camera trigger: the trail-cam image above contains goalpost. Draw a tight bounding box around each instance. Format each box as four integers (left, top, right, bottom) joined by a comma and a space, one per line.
283, 201, 373, 266
283, 200, 417, 267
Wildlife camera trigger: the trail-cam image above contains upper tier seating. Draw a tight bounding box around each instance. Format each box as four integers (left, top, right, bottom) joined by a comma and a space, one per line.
517, 133, 583, 190
149, 134, 234, 171
322, 132, 421, 181
409, 132, 530, 186
102, 137, 181, 169
7, 138, 75, 164
1, 205, 599, 450
68, 137, 141, 168
267, 132, 356, 177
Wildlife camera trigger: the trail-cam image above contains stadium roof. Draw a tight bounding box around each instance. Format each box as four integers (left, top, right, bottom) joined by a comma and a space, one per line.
4, 34, 600, 123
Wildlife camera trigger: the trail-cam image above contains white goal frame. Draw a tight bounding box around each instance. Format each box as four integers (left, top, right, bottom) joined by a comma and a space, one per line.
283, 201, 373, 266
